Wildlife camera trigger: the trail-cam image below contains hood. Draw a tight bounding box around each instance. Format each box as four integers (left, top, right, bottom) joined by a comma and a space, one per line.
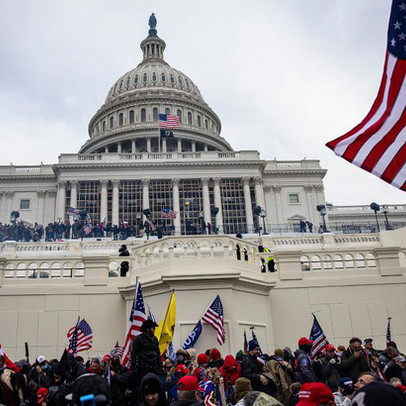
140, 373, 165, 402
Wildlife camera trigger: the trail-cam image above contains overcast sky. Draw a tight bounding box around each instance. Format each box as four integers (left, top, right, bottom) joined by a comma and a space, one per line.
0, 0, 405, 206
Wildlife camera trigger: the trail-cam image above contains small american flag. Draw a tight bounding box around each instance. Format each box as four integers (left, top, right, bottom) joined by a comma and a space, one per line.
326, 0, 406, 190
162, 207, 177, 219
111, 341, 124, 359
309, 315, 328, 359
67, 318, 93, 354
386, 317, 392, 344
121, 279, 146, 367
159, 114, 180, 128
202, 295, 226, 345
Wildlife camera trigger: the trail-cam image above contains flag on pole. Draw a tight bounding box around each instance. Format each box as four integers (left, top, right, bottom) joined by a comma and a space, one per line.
250, 328, 266, 365
159, 114, 180, 128
0, 340, 20, 372
155, 291, 176, 354
160, 129, 174, 138
309, 315, 328, 359
326, 0, 406, 191
121, 279, 147, 367
202, 295, 226, 345
182, 319, 204, 350
162, 207, 177, 219
167, 341, 176, 361
147, 304, 157, 323
110, 341, 124, 359
386, 317, 392, 344
243, 329, 248, 355
67, 318, 93, 354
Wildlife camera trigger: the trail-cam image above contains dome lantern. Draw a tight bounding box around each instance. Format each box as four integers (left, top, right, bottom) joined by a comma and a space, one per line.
140, 13, 166, 64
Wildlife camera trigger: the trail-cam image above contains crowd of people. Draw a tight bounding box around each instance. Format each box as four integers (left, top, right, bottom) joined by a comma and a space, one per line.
1, 321, 405, 405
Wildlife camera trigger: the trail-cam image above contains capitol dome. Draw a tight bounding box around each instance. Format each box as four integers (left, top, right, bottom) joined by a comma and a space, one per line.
79, 15, 232, 154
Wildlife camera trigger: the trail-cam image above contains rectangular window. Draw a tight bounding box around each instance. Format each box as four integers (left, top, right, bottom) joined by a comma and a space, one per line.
289, 193, 299, 204
179, 180, 203, 235
20, 199, 30, 210
220, 178, 247, 234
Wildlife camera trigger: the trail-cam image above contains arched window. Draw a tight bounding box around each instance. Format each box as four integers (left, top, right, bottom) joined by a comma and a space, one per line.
165, 108, 170, 115
102, 121, 106, 131
205, 119, 208, 129
197, 115, 201, 127
119, 80, 123, 90
152, 72, 157, 82
141, 108, 146, 122
153, 108, 159, 122
187, 112, 192, 125
177, 109, 182, 123
170, 74, 175, 84
109, 116, 114, 129
178, 76, 182, 86
134, 75, 139, 85
185, 79, 189, 89
129, 110, 135, 123
119, 113, 124, 126
143, 73, 148, 84
161, 73, 166, 82
126, 76, 130, 88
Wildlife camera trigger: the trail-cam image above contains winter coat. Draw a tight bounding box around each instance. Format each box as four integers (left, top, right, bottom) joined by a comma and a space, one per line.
131, 332, 163, 378
139, 373, 168, 406
294, 349, 316, 383
340, 348, 370, 383
320, 355, 342, 392
263, 359, 292, 404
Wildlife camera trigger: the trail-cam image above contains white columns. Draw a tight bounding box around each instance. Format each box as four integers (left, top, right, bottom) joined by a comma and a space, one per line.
142, 178, 150, 217
100, 180, 108, 224
69, 181, 78, 224
304, 185, 315, 225
57, 182, 66, 221
202, 177, 211, 227
117, 142, 122, 154
191, 142, 196, 152
112, 180, 120, 226
47, 190, 57, 223
274, 186, 284, 224
5, 192, 14, 222
104, 146, 109, 153
254, 177, 265, 210
172, 179, 181, 235
213, 177, 223, 233
162, 138, 167, 153
204, 144, 208, 152
37, 190, 46, 225
177, 139, 182, 152
242, 177, 254, 232
131, 139, 136, 153
0, 193, 4, 223
147, 138, 152, 153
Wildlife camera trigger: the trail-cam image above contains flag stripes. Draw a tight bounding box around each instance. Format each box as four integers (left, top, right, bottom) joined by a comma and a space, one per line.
202, 295, 226, 345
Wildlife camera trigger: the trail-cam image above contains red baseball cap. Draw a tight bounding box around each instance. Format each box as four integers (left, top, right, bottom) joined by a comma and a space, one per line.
37, 387, 48, 404
325, 344, 335, 352
297, 382, 334, 405
174, 364, 190, 375
298, 337, 313, 347
177, 375, 200, 391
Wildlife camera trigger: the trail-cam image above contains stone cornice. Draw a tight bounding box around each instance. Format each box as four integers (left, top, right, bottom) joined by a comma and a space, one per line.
0, 175, 56, 182
264, 169, 327, 177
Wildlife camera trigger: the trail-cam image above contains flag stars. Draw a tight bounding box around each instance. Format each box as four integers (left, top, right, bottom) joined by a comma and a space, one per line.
400, 2, 406, 11
399, 32, 406, 41
394, 21, 402, 30
391, 37, 397, 47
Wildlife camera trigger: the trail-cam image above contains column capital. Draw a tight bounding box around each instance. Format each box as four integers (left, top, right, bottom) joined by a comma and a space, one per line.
263, 185, 271, 193
47, 190, 57, 198
37, 190, 46, 198
254, 176, 263, 184
58, 181, 67, 189
201, 177, 209, 186
141, 178, 150, 187
100, 179, 109, 188
111, 179, 120, 188
70, 180, 78, 188
172, 178, 180, 187
272, 185, 282, 193
213, 177, 221, 185
242, 176, 251, 185
314, 184, 324, 192
5, 191, 14, 199
304, 185, 313, 192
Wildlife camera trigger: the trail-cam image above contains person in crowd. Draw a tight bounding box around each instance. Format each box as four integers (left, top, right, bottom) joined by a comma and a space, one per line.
353, 372, 377, 392
351, 380, 406, 406
36, 387, 48, 406
193, 354, 209, 382
296, 382, 335, 406
171, 375, 203, 406
234, 377, 253, 405
379, 341, 401, 369
383, 355, 406, 383
139, 373, 168, 406
208, 348, 223, 369
167, 364, 190, 401
341, 338, 370, 383
131, 319, 163, 381
319, 344, 342, 392
333, 377, 354, 406
294, 338, 316, 383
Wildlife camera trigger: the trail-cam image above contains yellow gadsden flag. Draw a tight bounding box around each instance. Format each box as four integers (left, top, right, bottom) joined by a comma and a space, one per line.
155, 291, 176, 354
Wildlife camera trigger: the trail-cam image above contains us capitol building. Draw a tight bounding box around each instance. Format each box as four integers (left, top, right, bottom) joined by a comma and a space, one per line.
1, 16, 406, 359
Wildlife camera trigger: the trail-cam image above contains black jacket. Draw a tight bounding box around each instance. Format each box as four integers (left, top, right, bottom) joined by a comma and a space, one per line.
340, 348, 370, 382
131, 332, 163, 378
294, 349, 316, 383
139, 373, 168, 406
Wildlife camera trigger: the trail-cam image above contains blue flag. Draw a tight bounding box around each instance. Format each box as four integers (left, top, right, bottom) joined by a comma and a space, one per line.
182, 319, 203, 350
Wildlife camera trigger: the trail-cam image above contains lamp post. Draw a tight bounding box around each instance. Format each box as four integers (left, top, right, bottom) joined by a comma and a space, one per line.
316, 204, 328, 233
253, 206, 262, 236
382, 205, 391, 230
260, 209, 268, 235
369, 202, 380, 232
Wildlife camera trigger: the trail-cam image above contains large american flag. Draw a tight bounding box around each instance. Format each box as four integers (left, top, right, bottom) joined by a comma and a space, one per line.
327, 0, 406, 191
67, 319, 93, 354
202, 295, 226, 345
159, 114, 180, 128
309, 315, 328, 359
121, 279, 146, 367
0, 340, 20, 372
